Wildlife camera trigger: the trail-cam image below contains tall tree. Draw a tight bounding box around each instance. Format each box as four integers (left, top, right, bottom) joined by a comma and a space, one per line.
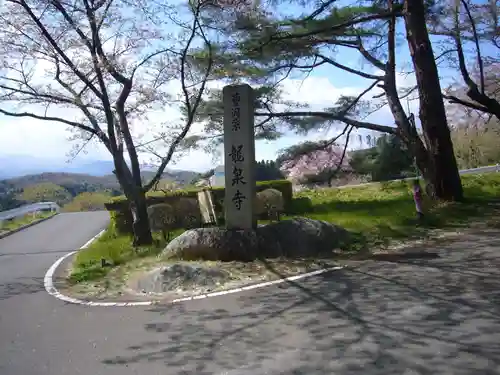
0, 0, 213, 245
277, 141, 351, 186
255, 160, 284, 181
403, 0, 463, 200
190, 0, 463, 200
349, 147, 379, 176
188, 1, 400, 151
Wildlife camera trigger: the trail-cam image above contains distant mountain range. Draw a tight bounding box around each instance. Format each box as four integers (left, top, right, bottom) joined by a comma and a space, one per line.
0, 155, 112, 179
0, 154, 199, 181
0, 154, 204, 212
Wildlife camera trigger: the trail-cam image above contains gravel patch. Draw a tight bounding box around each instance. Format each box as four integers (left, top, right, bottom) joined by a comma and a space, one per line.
135, 263, 230, 294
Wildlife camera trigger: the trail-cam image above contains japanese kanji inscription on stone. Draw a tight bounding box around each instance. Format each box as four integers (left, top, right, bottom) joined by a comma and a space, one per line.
223, 84, 256, 229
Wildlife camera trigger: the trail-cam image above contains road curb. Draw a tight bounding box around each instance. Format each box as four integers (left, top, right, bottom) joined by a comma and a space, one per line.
44, 229, 345, 307
0, 213, 58, 240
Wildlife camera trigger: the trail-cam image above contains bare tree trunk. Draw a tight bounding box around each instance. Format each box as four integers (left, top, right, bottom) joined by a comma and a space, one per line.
383, 0, 436, 196
113, 156, 153, 246
404, 0, 463, 201
129, 189, 153, 247
385, 79, 430, 167
385, 83, 437, 195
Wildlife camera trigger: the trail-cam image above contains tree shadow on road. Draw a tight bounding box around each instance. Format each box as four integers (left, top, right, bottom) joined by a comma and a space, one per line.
0, 276, 45, 301
0, 248, 80, 301
101, 228, 500, 374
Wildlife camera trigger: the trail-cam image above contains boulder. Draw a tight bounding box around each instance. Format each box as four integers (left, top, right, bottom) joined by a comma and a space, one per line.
163, 217, 350, 261
258, 217, 350, 258
162, 226, 280, 262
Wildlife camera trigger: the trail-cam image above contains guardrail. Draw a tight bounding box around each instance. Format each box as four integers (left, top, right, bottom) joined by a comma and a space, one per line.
0, 202, 60, 222
458, 165, 500, 175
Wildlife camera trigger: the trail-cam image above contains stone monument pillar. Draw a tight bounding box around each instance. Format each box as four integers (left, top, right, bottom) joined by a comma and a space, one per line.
222, 84, 256, 230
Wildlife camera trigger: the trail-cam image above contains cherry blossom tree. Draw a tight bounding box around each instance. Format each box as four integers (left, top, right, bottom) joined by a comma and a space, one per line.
0, 0, 214, 246
278, 141, 351, 187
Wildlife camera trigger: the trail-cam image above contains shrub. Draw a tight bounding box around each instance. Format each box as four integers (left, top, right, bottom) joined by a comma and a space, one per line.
289, 197, 314, 214
171, 197, 202, 228
147, 203, 176, 241
256, 180, 293, 206
62, 191, 111, 212
108, 210, 131, 235
106, 179, 293, 234
255, 188, 285, 221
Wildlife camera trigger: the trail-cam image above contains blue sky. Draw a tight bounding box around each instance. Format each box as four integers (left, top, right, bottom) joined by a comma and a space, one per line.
0, 0, 491, 172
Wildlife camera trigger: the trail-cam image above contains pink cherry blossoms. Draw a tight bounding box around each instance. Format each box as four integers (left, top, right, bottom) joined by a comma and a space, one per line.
280, 144, 351, 183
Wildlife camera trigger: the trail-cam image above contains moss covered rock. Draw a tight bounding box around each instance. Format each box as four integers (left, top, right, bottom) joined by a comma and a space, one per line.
163, 217, 350, 261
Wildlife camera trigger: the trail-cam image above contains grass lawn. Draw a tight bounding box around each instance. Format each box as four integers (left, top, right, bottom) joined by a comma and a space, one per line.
69, 173, 500, 285
0, 211, 56, 233
292, 173, 500, 250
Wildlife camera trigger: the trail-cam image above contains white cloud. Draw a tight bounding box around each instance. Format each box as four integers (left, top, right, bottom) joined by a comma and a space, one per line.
371, 68, 417, 89
280, 76, 361, 107
0, 116, 78, 157
0, 73, 418, 172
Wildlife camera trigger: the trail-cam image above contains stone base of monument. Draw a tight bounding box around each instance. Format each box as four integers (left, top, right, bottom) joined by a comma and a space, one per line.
162, 217, 350, 262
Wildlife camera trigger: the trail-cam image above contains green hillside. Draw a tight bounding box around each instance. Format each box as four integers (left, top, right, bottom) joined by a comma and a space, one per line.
0, 170, 200, 211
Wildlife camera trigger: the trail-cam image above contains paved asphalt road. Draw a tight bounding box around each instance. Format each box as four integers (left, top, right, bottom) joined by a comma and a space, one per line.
1, 212, 500, 374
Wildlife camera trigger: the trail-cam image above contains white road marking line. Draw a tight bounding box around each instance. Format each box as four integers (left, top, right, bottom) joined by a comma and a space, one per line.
44, 229, 344, 307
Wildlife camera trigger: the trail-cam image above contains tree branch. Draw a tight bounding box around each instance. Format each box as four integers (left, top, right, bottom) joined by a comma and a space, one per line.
387, 0, 396, 78
356, 36, 385, 70
443, 94, 490, 113
257, 111, 396, 134
268, 58, 328, 74
77, 0, 120, 154
460, 0, 485, 94
96, 0, 114, 31
450, 1, 500, 119
341, 79, 381, 116
0, 108, 97, 134
53, 56, 111, 149
280, 124, 351, 170
302, 0, 338, 22
131, 47, 176, 78
266, 10, 402, 45
452, 1, 477, 93
50, 0, 94, 50
144, 3, 213, 191
314, 53, 383, 79
11, 0, 103, 100
0, 80, 104, 112
82, 0, 130, 86
335, 125, 353, 174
